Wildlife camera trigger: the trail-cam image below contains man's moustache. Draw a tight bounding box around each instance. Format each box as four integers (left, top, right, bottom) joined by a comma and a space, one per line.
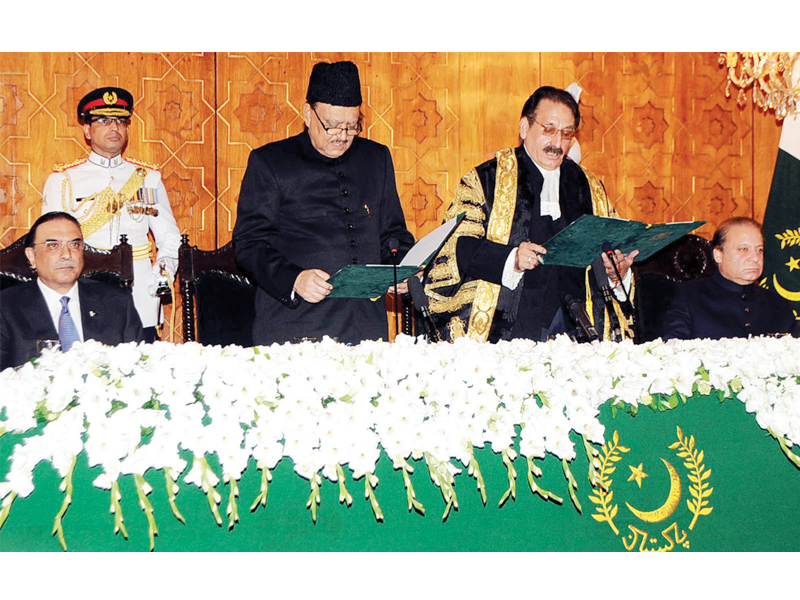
56, 261, 78, 268
544, 146, 564, 155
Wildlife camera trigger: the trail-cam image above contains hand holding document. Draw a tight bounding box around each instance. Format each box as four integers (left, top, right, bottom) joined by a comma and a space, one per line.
539, 215, 705, 268
327, 213, 465, 299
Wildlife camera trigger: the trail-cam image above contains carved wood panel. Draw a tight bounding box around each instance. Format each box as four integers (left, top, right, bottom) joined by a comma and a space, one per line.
3, 52, 782, 246
538, 52, 781, 240
0, 52, 215, 249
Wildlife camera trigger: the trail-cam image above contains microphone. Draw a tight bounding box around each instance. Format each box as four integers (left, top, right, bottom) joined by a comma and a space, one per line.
601, 241, 632, 305
599, 243, 637, 341
600, 285, 623, 342
388, 239, 400, 337
408, 275, 442, 342
565, 295, 599, 342
601, 241, 624, 284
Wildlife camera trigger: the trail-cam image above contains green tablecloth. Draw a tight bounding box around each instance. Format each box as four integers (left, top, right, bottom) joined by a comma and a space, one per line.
2, 394, 798, 552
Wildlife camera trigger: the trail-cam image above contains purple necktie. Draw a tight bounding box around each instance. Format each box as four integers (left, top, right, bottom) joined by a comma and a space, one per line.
58, 296, 80, 352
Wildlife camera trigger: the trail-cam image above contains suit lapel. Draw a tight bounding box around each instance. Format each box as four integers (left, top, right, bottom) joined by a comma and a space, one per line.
27, 283, 60, 341
78, 281, 101, 341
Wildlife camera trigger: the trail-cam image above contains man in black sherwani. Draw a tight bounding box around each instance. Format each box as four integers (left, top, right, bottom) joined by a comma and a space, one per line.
662, 217, 796, 340
233, 61, 414, 345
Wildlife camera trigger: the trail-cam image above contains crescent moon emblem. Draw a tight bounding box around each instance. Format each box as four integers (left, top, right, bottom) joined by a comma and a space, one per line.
772, 274, 800, 302
103, 91, 118, 106
625, 458, 681, 523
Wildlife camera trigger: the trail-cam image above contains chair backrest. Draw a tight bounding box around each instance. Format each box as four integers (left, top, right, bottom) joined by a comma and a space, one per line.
178, 234, 255, 346
633, 233, 714, 342
0, 233, 134, 292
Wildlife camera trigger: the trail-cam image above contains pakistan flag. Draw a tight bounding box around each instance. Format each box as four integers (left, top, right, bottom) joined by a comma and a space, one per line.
762, 112, 800, 321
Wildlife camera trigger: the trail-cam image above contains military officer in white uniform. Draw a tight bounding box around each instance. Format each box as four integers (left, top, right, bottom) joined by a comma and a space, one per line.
41, 87, 181, 342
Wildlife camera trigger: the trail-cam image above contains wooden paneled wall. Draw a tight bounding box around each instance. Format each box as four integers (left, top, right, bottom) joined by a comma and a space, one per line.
0, 52, 783, 249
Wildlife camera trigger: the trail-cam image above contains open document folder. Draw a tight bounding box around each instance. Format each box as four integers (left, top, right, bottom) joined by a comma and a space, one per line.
327, 213, 465, 299
540, 215, 706, 268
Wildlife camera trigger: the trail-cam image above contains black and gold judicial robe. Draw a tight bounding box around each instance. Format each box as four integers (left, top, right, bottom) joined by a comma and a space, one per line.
232, 131, 414, 345
425, 145, 631, 343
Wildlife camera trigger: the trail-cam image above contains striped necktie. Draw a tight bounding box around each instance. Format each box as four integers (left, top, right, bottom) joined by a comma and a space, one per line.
58, 296, 81, 352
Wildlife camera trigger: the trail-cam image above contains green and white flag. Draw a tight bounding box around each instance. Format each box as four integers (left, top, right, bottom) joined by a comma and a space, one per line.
762, 110, 800, 318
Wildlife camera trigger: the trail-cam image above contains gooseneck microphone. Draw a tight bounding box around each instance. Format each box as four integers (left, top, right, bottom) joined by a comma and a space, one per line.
602, 241, 632, 305
600, 242, 637, 342
408, 275, 442, 342
389, 239, 400, 336
565, 295, 599, 342
600, 285, 623, 342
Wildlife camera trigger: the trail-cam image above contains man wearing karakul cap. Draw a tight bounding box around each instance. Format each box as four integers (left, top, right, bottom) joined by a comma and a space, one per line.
41, 86, 181, 343
233, 61, 415, 345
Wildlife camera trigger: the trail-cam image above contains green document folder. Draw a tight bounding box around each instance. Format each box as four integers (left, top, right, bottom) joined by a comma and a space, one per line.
327, 265, 422, 299
327, 213, 465, 299
541, 215, 705, 268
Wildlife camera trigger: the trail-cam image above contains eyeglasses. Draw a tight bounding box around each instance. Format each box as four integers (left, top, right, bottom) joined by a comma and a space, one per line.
33, 239, 85, 253
532, 119, 577, 140
311, 106, 362, 136
92, 117, 130, 128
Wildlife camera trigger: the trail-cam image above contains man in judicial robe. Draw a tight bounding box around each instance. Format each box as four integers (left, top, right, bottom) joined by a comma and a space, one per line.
0, 212, 144, 371
425, 86, 637, 342
232, 61, 414, 345
662, 217, 797, 340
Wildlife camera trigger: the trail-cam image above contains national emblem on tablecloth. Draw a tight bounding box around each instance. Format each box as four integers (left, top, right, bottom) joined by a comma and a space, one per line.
589, 426, 714, 552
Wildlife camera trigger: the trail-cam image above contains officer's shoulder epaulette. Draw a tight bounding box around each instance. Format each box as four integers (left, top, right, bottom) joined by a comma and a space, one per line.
126, 156, 161, 171
52, 157, 88, 172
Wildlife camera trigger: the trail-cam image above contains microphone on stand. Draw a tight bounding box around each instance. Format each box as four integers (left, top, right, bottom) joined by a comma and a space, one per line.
408, 275, 442, 342
600, 242, 638, 342
565, 295, 599, 342
600, 285, 623, 342
389, 239, 400, 337
602, 241, 632, 306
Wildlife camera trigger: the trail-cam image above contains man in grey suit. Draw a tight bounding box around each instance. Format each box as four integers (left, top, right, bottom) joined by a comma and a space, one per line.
0, 212, 144, 370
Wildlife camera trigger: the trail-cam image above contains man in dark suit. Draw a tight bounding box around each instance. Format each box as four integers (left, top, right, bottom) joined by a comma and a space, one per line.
662, 217, 796, 340
0, 212, 144, 370
233, 61, 414, 345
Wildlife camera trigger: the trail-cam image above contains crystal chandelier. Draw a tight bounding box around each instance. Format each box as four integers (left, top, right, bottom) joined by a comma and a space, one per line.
719, 52, 800, 120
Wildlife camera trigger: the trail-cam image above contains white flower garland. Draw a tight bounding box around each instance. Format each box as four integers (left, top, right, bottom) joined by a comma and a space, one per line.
2, 334, 800, 548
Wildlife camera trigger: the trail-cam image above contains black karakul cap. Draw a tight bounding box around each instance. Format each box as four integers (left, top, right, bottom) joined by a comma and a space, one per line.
77, 87, 134, 124
306, 61, 362, 107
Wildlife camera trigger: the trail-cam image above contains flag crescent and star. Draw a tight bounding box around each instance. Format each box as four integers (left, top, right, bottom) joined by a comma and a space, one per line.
762, 68, 800, 314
